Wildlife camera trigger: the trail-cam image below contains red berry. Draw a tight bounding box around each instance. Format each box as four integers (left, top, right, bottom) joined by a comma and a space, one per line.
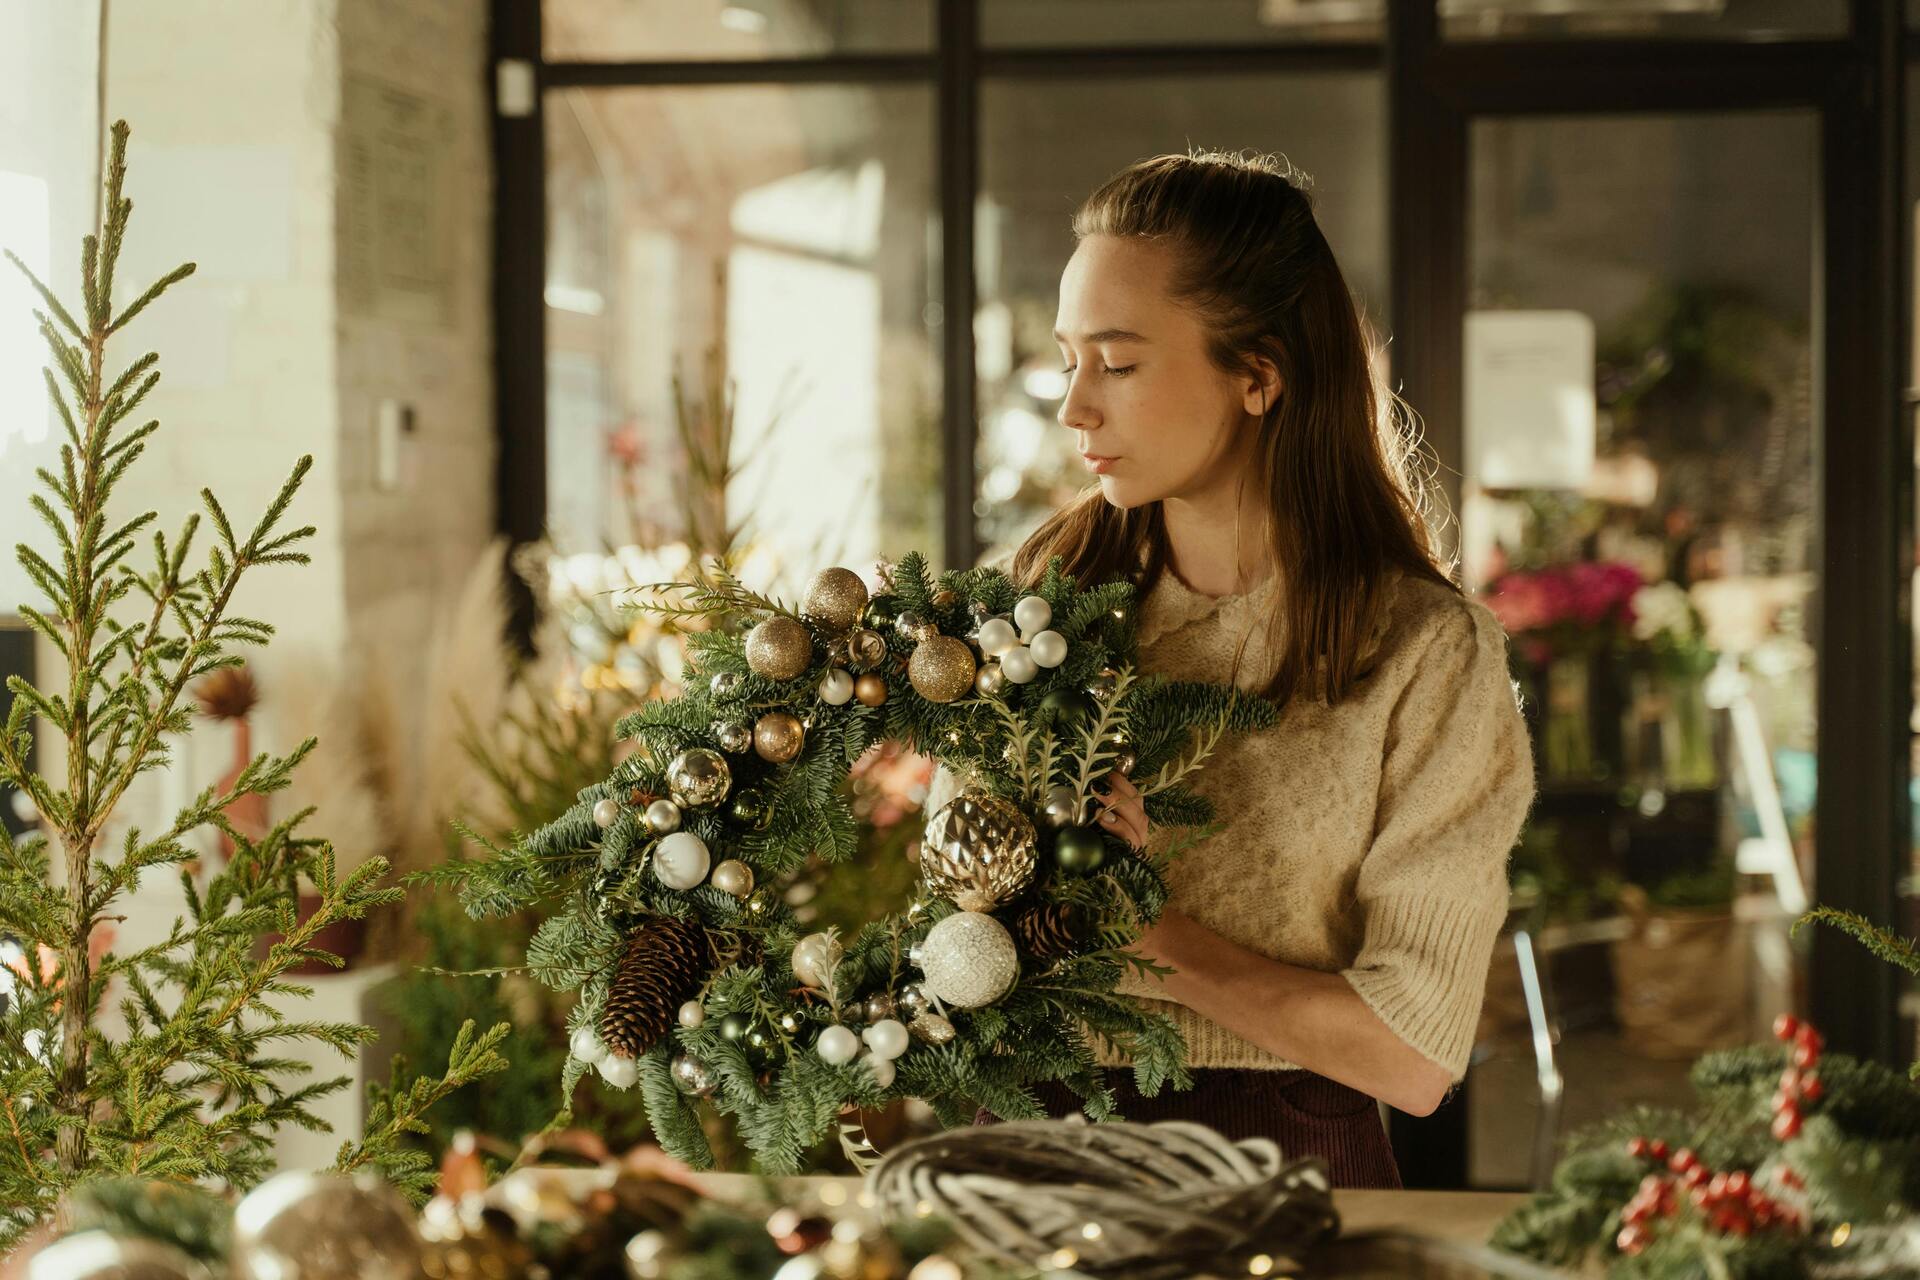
1707, 1172, 1730, 1199
1690, 1186, 1713, 1210
1772, 1089, 1794, 1114
1669, 1147, 1698, 1173
1727, 1171, 1750, 1197
1684, 1164, 1710, 1188
1617, 1223, 1649, 1255
1773, 1013, 1800, 1042
1627, 1136, 1651, 1159
1725, 1213, 1753, 1238
1792, 1041, 1820, 1071
1779, 1068, 1801, 1092
1772, 1107, 1803, 1141
1649, 1140, 1670, 1161
1793, 1024, 1823, 1053
1778, 1165, 1804, 1189
1624, 1201, 1650, 1225
1799, 1073, 1823, 1102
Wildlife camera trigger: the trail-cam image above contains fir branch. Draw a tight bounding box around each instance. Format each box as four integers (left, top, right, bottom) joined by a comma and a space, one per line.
1794, 906, 1920, 979
331, 1019, 512, 1202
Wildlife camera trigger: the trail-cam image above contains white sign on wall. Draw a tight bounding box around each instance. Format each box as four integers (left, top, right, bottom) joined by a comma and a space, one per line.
1464, 308, 1596, 492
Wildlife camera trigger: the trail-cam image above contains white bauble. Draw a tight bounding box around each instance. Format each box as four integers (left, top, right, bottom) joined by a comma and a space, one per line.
863, 1052, 897, 1089
818, 668, 855, 706
862, 1018, 910, 1061
678, 1000, 706, 1029
792, 931, 843, 988
597, 1054, 640, 1088
1013, 595, 1052, 638
975, 617, 1019, 657
1028, 630, 1068, 669
569, 1026, 609, 1065
816, 1024, 861, 1066
917, 911, 1019, 1008
592, 797, 621, 829
652, 831, 711, 890
999, 646, 1039, 684
645, 798, 683, 835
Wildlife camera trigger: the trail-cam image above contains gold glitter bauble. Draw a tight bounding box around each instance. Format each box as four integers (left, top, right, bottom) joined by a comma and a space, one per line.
753, 711, 806, 764
745, 616, 813, 681
920, 786, 1037, 911
802, 567, 870, 631
854, 673, 889, 707
908, 635, 976, 704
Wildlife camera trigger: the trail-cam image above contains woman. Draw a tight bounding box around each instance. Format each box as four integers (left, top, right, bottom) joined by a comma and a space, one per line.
948, 150, 1537, 1189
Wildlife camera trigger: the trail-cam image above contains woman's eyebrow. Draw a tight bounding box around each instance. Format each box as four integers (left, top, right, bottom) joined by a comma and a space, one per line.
1052, 327, 1150, 344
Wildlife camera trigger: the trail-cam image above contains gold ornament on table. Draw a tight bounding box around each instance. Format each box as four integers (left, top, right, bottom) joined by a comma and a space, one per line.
230, 1171, 423, 1280
745, 615, 814, 681
802, 566, 870, 631
667, 747, 732, 809
753, 711, 806, 764
920, 786, 1038, 911
908, 635, 977, 704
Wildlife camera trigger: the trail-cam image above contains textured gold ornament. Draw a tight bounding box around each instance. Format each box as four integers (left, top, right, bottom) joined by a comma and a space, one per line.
854, 673, 889, 707
802, 567, 870, 631
753, 711, 806, 764
745, 616, 813, 681
920, 786, 1038, 911
847, 627, 889, 671
908, 635, 977, 704
667, 747, 732, 808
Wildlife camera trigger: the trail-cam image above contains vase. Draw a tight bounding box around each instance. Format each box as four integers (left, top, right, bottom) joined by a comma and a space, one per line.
1543, 654, 1597, 782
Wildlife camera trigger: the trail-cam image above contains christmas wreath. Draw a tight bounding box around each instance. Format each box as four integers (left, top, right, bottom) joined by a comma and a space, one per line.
448, 551, 1274, 1173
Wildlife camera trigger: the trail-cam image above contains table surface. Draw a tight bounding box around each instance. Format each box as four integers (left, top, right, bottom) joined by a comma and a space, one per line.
685, 1172, 1531, 1248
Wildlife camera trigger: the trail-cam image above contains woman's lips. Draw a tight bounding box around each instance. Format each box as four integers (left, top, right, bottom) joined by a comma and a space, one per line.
1081, 453, 1118, 474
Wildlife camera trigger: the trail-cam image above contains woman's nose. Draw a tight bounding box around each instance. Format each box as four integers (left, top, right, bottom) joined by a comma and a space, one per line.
1057, 375, 1100, 432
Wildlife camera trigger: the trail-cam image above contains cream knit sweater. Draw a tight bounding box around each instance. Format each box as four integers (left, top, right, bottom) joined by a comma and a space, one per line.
925, 557, 1537, 1083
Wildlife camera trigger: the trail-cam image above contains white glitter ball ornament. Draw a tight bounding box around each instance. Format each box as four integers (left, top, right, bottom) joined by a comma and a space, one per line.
916, 910, 1018, 1008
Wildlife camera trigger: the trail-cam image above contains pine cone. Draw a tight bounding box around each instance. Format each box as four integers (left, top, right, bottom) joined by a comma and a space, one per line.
600, 915, 708, 1059
1013, 901, 1086, 961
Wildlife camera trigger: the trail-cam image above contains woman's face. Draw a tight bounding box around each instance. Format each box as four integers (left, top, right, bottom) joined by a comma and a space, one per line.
1053, 234, 1273, 510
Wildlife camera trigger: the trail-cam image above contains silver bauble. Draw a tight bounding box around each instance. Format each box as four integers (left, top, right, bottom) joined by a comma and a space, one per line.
592, 797, 621, 829
1087, 666, 1121, 699
645, 798, 684, 835
917, 910, 1019, 1009
670, 1053, 718, 1097
710, 671, 744, 699
231, 1171, 422, 1280
1113, 747, 1138, 777
893, 610, 937, 644
26, 1232, 209, 1280
667, 747, 732, 808
1042, 783, 1088, 828
713, 719, 753, 753
711, 858, 755, 898
897, 984, 931, 1020
863, 992, 896, 1023
920, 787, 1037, 911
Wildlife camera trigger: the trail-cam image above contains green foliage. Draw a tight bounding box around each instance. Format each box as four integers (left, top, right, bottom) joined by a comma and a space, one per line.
0, 121, 505, 1246
445, 548, 1274, 1174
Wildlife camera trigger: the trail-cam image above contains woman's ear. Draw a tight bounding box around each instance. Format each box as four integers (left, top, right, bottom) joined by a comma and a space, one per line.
1241, 354, 1283, 417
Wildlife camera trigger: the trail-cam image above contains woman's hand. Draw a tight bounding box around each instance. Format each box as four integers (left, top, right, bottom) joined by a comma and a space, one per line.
1093, 769, 1149, 851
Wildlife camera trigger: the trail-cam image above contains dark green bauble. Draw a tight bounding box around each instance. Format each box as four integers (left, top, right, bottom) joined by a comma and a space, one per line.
745, 1027, 776, 1062
730, 788, 775, 831
718, 1012, 753, 1043
862, 594, 902, 631
1041, 687, 1098, 726
1053, 825, 1107, 874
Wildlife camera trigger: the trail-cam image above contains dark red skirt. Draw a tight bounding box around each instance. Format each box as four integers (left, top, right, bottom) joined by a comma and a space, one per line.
971, 1067, 1403, 1190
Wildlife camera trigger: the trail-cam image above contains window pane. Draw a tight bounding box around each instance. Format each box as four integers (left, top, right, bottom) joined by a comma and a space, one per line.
1462, 112, 1818, 1186
544, 85, 942, 594
544, 0, 932, 61
1442, 0, 1844, 41
982, 0, 1381, 46
975, 73, 1387, 557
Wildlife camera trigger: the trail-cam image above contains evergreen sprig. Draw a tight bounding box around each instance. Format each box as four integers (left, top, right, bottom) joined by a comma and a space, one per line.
446, 549, 1275, 1174
0, 121, 506, 1246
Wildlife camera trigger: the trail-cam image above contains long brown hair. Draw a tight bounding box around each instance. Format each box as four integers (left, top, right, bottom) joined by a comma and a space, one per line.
1010, 148, 1456, 705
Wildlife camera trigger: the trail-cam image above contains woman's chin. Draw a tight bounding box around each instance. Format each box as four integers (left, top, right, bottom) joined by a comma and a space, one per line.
1094, 475, 1155, 510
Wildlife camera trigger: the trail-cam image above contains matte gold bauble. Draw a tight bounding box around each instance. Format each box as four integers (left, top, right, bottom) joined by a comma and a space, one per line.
854, 673, 889, 707
920, 786, 1038, 911
711, 858, 755, 898
745, 616, 813, 681
753, 711, 806, 764
802, 567, 870, 631
908, 635, 976, 704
